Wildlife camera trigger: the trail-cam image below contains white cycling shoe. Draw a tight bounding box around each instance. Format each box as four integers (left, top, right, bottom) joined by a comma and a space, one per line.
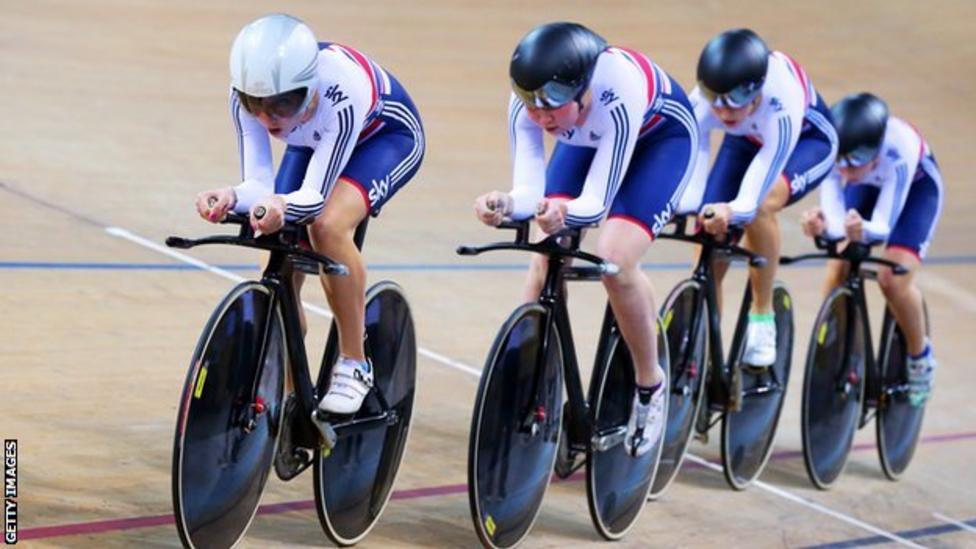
318, 357, 373, 415
907, 341, 936, 407
742, 318, 776, 368
625, 370, 667, 457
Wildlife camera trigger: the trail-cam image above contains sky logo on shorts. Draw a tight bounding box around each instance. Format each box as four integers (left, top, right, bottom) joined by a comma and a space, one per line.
600, 89, 619, 106
790, 173, 809, 195
368, 176, 391, 206
651, 202, 674, 236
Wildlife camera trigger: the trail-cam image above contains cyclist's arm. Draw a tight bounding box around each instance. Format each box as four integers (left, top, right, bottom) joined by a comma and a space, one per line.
508, 94, 547, 219
229, 89, 275, 213
727, 105, 801, 224
284, 68, 372, 222
676, 86, 715, 214
862, 125, 922, 241
862, 161, 913, 242
564, 87, 643, 225
819, 169, 847, 240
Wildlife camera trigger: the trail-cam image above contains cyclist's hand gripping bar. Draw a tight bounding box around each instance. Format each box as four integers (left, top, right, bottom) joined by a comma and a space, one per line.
457, 219, 620, 276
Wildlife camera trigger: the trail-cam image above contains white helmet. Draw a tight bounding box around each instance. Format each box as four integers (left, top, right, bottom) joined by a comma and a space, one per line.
230, 14, 319, 114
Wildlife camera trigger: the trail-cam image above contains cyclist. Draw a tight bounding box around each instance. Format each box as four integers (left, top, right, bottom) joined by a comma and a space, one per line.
194, 14, 425, 414
676, 28, 837, 368
800, 93, 942, 406
473, 22, 698, 456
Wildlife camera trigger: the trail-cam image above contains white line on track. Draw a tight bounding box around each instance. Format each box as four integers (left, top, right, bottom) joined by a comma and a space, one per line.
105, 224, 919, 546
932, 512, 976, 535
683, 454, 924, 547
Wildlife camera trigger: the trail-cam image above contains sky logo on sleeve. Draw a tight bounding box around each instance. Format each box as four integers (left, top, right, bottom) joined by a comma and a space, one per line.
324, 84, 348, 106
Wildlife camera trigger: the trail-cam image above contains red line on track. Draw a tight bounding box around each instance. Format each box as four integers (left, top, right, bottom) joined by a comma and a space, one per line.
19, 430, 976, 540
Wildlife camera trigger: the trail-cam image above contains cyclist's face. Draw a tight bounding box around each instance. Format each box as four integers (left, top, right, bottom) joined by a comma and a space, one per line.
710, 95, 760, 127
526, 101, 580, 135
244, 90, 317, 138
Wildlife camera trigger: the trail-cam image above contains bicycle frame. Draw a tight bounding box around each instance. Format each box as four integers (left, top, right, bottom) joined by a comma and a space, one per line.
657, 216, 766, 415
167, 215, 396, 452
457, 222, 618, 454
781, 239, 908, 427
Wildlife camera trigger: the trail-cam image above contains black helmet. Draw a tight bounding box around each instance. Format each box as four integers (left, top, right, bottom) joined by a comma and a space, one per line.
510, 22, 608, 109
697, 28, 770, 108
831, 93, 889, 167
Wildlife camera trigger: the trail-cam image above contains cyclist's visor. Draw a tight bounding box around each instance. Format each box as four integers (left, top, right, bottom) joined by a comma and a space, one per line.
512, 80, 583, 109
236, 87, 309, 119
700, 80, 763, 109
837, 145, 881, 168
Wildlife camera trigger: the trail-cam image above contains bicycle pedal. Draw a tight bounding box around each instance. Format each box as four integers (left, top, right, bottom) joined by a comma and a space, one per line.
311, 410, 338, 450
591, 426, 628, 452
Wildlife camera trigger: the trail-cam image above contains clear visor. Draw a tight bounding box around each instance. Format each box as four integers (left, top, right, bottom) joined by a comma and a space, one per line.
512, 79, 582, 109
837, 145, 880, 168
700, 81, 763, 109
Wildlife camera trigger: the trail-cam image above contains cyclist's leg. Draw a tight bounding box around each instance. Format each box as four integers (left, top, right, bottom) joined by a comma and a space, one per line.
822, 260, 849, 297
315, 79, 425, 412
523, 144, 595, 302
743, 179, 790, 314
601, 111, 695, 387
878, 248, 924, 352
702, 134, 757, 312
877, 163, 943, 356
598, 219, 660, 385
746, 98, 835, 313
312, 183, 370, 359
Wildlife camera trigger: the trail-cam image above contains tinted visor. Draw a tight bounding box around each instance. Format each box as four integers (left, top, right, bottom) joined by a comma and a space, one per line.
837, 144, 881, 168
700, 80, 763, 109
512, 79, 582, 109
236, 88, 309, 119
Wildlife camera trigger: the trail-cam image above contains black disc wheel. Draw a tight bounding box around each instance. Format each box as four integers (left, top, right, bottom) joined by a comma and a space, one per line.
800, 286, 866, 489
314, 281, 417, 546
586, 317, 669, 539
876, 299, 929, 480
721, 282, 795, 490
172, 282, 287, 549
650, 279, 707, 499
468, 304, 563, 548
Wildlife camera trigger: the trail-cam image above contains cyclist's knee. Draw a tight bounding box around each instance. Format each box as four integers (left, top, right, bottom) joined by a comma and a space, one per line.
758, 177, 790, 217
878, 266, 909, 297
310, 214, 354, 252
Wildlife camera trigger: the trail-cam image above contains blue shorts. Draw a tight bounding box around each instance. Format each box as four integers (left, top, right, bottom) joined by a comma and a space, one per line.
544, 82, 697, 239
274, 72, 425, 216
845, 155, 944, 259
703, 94, 836, 208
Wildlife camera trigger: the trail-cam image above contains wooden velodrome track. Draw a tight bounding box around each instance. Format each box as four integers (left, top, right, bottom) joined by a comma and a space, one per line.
2, 1, 974, 547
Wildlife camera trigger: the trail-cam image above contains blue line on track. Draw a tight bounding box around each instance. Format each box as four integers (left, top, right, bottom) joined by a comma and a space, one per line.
802, 516, 976, 548
1, 255, 975, 272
